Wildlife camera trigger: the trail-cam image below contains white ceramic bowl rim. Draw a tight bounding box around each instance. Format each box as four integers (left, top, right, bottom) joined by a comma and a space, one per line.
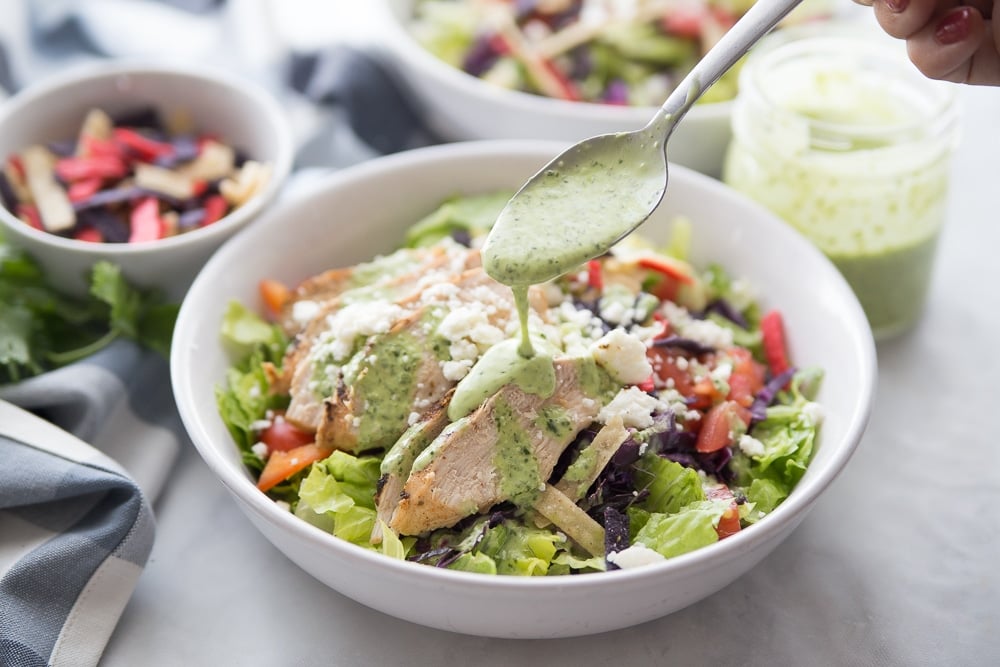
174, 140, 876, 592
375, 0, 733, 123
0, 60, 294, 257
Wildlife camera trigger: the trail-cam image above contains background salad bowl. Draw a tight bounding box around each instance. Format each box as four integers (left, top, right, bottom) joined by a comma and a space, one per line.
172, 140, 876, 638
371, 0, 834, 177
0, 61, 293, 300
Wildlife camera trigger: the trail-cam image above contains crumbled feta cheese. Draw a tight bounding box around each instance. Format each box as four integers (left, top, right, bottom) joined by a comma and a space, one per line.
681, 318, 734, 350
249, 418, 272, 432
291, 299, 320, 326
407, 411, 421, 426
442, 359, 474, 381
274, 500, 292, 513
606, 544, 665, 569
739, 434, 766, 458
802, 402, 825, 426
248, 385, 261, 398
590, 329, 652, 385
311, 301, 406, 362
711, 362, 733, 383
674, 356, 689, 371
251, 442, 268, 460
598, 387, 667, 429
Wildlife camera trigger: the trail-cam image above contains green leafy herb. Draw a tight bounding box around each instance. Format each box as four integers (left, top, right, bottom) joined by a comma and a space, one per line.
0, 242, 180, 384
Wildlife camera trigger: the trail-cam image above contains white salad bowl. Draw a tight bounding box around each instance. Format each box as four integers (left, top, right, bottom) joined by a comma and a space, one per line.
371, 0, 833, 178
0, 61, 293, 300
171, 140, 876, 638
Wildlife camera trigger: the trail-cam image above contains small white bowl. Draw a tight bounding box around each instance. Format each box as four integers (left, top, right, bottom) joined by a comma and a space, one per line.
172, 140, 876, 638
0, 61, 293, 300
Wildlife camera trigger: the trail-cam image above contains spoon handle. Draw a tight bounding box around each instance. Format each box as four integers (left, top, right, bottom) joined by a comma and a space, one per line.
650, 0, 804, 136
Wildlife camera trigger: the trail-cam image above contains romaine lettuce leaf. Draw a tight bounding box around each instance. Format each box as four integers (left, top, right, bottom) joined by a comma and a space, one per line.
633, 498, 731, 559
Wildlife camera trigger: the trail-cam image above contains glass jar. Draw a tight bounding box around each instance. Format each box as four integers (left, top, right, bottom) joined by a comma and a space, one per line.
723, 29, 959, 340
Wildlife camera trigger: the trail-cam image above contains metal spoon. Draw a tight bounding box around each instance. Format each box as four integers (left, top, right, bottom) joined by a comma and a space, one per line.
482, 0, 805, 287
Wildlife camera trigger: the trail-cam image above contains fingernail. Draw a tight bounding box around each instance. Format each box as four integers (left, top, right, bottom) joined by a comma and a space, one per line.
885, 0, 908, 13
935, 7, 973, 45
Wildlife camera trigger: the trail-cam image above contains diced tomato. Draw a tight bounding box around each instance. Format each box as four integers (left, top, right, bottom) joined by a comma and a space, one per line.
726, 347, 766, 407
73, 226, 103, 243
259, 279, 291, 319
705, 484, 742, 538
67, 178, 103, 203
257, 442, 332, 492
260, 414, 315, 453
662, 8, 707, 39
649, 274, 679, 302
695, 400, 750, 453
488, 33, 511, 55
587, 259, 603, 292
190, 179, 208, 197
647, 347, 695, 396
761, 309, 791, 377
637, 374, 655, 393
691, 377, 721, 410
709, 6, 737, 29
128, 197, 163, 243
637, 255, 695, 285
201, 194, 228, 226
113, 127, 174, 162
652, 313, 672, 341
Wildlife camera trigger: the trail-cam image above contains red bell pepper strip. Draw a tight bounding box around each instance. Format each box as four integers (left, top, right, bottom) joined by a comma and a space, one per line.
587, 259, 603, 291
113, 128, 175, 162
637, 255, 695, 285
201, 194, 228, 226
128, 197, 163, 243
55, 155, 128, 182
760, 309, 791, 378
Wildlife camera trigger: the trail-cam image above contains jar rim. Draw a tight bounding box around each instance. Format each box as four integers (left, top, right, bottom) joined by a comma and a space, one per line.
739, 30, 959, 147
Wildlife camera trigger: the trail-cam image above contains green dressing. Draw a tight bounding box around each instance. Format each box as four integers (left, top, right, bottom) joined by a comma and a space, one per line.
492, 399, 543, 508
448, 337, 558, 421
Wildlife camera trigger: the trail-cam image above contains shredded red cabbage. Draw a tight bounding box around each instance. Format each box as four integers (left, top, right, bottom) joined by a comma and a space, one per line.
651, 335, 716, 355
750, 366, 797, 423
602, 506, 629, 570
703, 298, 749, 329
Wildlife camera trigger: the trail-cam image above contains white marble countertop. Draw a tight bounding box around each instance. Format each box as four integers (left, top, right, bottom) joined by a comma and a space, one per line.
97, 5, 1000, 665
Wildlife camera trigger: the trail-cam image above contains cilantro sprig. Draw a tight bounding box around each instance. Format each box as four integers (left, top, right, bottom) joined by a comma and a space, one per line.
0, 242, 179, 384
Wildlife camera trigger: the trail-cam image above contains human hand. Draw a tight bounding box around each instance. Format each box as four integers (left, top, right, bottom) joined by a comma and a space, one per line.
856, 0, 1000, 84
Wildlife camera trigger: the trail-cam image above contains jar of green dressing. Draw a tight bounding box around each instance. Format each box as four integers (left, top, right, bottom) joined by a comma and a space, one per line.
723, 29, 959, 340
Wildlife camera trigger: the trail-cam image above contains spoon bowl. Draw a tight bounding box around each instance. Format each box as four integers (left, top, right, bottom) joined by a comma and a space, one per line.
483, 0, 804, 286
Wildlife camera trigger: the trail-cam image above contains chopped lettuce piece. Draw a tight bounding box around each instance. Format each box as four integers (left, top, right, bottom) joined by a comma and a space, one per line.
635, 455, 705, 515
404, 191, 511, 248
633, 498, 731, 559
295, 451, 381, 548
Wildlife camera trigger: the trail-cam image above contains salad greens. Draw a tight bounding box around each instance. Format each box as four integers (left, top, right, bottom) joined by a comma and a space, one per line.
216, 195, 823, 575
409, 0, 829, 107
0, 236, 178, 384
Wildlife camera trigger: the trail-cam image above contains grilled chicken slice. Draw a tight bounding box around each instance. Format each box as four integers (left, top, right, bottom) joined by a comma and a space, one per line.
388, 358, 603, 536
278, 247, 480, 431
315, 269, 531, 453
371, 396, 452, 544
